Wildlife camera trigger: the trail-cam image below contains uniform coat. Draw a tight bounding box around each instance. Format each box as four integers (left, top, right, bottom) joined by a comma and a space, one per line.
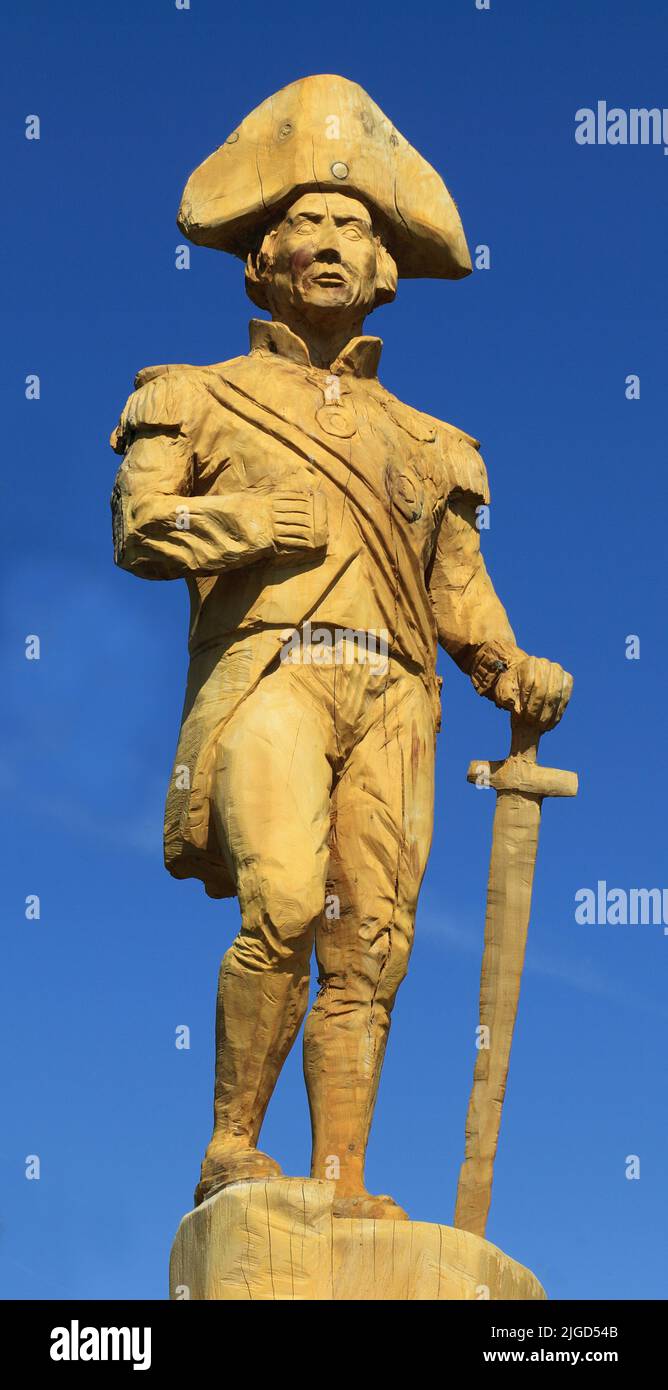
110, 318, 520, 898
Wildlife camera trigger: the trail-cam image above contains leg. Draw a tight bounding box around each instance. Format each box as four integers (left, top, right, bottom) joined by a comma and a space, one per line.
196, 665, 333, 1205
303, 669, 436, 1219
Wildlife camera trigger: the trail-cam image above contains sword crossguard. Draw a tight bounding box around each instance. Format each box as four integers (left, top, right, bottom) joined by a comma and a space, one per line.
467, 712, 578, 799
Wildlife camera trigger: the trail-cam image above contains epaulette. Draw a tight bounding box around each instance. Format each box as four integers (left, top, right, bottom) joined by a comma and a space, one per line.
377, 390, 440, 444
442, 427, 490, 505
430, 415, 489, 504
439, 418, 481, 451
378, 389, 488, 504
110, 365, 199, 454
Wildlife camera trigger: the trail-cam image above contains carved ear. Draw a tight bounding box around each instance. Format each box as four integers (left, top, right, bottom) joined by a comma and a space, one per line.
245, 227, 278, 310
374, 238, 398, 308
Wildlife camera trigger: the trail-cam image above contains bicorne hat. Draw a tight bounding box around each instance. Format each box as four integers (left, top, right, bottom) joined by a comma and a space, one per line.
177, 74, 471, 280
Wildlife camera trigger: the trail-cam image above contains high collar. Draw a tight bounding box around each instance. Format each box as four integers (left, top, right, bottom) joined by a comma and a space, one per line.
249, 318, 382, 379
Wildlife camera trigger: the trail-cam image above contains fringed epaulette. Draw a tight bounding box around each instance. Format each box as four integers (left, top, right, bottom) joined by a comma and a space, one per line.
109, 365, 200, 454
439, 421, 490, 505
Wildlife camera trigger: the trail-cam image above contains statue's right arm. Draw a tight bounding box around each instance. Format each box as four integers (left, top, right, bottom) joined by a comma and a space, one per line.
110, 375, 326, 580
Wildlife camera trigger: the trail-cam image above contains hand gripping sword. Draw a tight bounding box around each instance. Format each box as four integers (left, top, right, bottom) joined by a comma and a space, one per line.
454, 712, 578, 1239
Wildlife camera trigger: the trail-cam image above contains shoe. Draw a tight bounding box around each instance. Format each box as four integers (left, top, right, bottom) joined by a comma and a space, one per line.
332, 1190, 409, 1220
194, 1144, 283, 1207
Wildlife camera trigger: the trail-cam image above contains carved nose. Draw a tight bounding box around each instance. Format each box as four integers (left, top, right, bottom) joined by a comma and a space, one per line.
314, 246, 342, 263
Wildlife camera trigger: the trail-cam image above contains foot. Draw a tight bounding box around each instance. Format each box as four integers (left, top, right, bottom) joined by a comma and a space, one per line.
332, 1190, 409, 1221
194, 1142, 283, 1207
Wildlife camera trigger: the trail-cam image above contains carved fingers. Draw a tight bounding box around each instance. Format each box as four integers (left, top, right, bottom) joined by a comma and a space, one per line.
495, 656, 573, 731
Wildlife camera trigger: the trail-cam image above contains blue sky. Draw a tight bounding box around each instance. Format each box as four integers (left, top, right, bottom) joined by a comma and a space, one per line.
2, 0, 667, 1300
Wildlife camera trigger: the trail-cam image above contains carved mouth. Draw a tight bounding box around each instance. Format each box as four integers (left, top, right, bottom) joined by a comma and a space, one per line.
312, 271, 346, 287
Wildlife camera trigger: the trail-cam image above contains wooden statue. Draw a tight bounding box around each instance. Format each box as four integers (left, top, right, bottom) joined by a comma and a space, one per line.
111, 75, 575, 1298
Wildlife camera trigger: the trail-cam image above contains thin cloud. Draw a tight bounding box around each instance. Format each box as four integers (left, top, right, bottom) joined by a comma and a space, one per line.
417, 908, 666, 1017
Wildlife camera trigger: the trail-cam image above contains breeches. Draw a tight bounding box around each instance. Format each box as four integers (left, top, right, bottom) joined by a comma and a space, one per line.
211, 647, 437, 1010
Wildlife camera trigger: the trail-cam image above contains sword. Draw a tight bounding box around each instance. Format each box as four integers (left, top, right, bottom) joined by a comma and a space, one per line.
454, 712, 578, 1239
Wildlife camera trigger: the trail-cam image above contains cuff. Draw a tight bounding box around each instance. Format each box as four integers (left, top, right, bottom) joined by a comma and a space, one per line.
470, 640, 525, 699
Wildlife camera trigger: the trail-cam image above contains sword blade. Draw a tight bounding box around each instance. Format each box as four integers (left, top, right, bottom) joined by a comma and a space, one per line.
454, 787, 543, 1238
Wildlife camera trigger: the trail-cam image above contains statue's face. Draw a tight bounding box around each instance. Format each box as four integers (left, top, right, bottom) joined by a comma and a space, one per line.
263, 191, 380, 319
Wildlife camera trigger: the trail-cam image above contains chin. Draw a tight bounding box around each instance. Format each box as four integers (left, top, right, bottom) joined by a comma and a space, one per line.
300, 289, 352, 310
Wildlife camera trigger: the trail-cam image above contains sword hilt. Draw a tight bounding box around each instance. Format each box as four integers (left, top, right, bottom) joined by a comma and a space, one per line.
509, 711, 540, 761
467, 713, 578, 799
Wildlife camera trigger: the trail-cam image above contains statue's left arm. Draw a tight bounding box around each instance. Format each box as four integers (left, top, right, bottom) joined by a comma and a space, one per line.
428, 492, 572, 730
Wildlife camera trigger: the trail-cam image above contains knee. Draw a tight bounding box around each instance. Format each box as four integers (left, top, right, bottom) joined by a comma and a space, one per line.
368, 918, 412, 1006
259, 865, 325, 937
237, 864, 325, 964
318, 905, 414, 1010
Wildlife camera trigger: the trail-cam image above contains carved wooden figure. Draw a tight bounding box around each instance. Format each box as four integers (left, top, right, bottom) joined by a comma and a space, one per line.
111, 75, 574, 1299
